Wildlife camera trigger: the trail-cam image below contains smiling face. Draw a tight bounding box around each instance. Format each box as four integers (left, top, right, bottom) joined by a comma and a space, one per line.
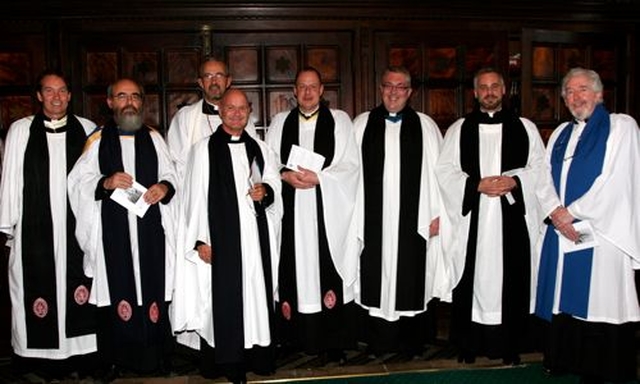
219, 89, 251, 136
563, 73, 603, 121
37, 74, 71, 120
474, 71, 505, 112
380, 70, 412, 113
294, 70, 324, 114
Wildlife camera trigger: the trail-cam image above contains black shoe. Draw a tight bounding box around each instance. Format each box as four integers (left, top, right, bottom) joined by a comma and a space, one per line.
502, 354, 521, 366
457, 353, 476, 364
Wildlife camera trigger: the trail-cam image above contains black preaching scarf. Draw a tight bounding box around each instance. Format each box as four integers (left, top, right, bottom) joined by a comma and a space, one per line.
207, 128, 275, 364
98, 120, 168, 347
451, 108, 530, 352
359, 104, 426, 310
22, 112, 93, 349
277, 105, 342, 316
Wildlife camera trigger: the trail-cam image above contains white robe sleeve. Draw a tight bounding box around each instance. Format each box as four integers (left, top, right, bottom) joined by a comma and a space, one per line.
316, 110, 360, 287
150, 131, 180, 301
566, 114, 640, 263
171, 138, 211, 339
435, 119, 470, 298
0, 117, 32, 240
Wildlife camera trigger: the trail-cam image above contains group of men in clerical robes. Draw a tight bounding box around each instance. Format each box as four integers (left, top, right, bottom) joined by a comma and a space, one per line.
1, 62, 638, 384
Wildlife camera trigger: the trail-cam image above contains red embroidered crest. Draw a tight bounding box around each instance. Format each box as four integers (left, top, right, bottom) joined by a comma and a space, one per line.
281, 301, 292, 321
74, 285, 89, 305
149, 302, 159, 323
117, 300, 132, 322
323, 290, 337, 309
32, 298, 48, 318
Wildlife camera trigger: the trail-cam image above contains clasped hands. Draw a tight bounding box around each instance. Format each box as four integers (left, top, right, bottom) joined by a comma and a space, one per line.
281, 167, 319, 189
477, 175, 516, 197
103, 171, 168, 205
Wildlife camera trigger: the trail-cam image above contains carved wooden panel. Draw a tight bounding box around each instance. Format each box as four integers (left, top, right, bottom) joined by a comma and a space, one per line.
0, 34, 46, 131
266, 47, 298, 83
123, 52, 159, 85
166, 49, 199, 86
306, 46, 340, 83
228, 47, 260, 84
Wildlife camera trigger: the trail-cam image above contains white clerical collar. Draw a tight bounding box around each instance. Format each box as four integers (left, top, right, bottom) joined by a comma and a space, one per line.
230, 135, 241, 141
299, 107, 320, 120
480, 107, 501, 118
43, 115, 68, 130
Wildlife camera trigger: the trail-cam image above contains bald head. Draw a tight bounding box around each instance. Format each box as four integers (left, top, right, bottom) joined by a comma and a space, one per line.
219, 89, 251, 136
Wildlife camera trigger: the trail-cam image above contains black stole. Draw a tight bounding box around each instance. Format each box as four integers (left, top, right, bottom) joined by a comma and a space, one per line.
22, 112, 93, 348
359, 105, 425, 310
207, 128, 275, 364
277, 105, 342, 315
98, 120, 167, 347
451, 108, 530, 349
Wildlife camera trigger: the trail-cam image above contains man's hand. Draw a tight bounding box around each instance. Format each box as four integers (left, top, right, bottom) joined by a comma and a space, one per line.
550, 206, 580, 242
281, 167, 318, 189
197, 243, 213, 264
143, 183, 169, 205
103, 172, 133, 190
248, 183, 267, 202
477, 176, 516, 197
429, 217, 440, 238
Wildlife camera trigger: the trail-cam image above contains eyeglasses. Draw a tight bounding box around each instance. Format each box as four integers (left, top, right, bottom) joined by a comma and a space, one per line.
201, 72, 228, 81
381, 83, 411, 93
112, 93, 143, 102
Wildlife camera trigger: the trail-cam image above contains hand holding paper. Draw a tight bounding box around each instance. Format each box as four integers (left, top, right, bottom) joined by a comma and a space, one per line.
110, 181, 151, 218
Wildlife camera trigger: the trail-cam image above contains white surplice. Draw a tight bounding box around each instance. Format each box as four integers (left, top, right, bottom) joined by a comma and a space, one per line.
0, 115, 97, 358
67, 129, 178, 308
535, 114, 640, 324
172, 135, 283, 349
352, 111, 445, 321
265, 109, 360, 314
436, 116, 546, 324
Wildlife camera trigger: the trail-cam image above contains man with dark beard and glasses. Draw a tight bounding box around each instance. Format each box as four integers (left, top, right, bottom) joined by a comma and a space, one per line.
436, 68, 546, 365
68, 78, 178, 379
167, 57, 257, 181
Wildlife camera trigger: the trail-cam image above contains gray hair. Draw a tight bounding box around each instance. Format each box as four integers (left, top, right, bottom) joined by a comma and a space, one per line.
382, 66, 412, 84
561, 67, 603, 98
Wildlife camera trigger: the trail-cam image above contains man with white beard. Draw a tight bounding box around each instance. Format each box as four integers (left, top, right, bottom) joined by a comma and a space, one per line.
68, 78, 178, 379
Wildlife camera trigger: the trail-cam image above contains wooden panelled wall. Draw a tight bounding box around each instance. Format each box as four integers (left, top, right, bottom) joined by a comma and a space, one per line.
0, 1, 638, 141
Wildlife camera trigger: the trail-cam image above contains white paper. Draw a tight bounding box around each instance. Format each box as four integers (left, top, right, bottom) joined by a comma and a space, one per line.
502, 168, 525, 205
249, 158, 262, 187
109, 181, 150, 218
557, 220, 599, 253
285, 144, 325, 173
